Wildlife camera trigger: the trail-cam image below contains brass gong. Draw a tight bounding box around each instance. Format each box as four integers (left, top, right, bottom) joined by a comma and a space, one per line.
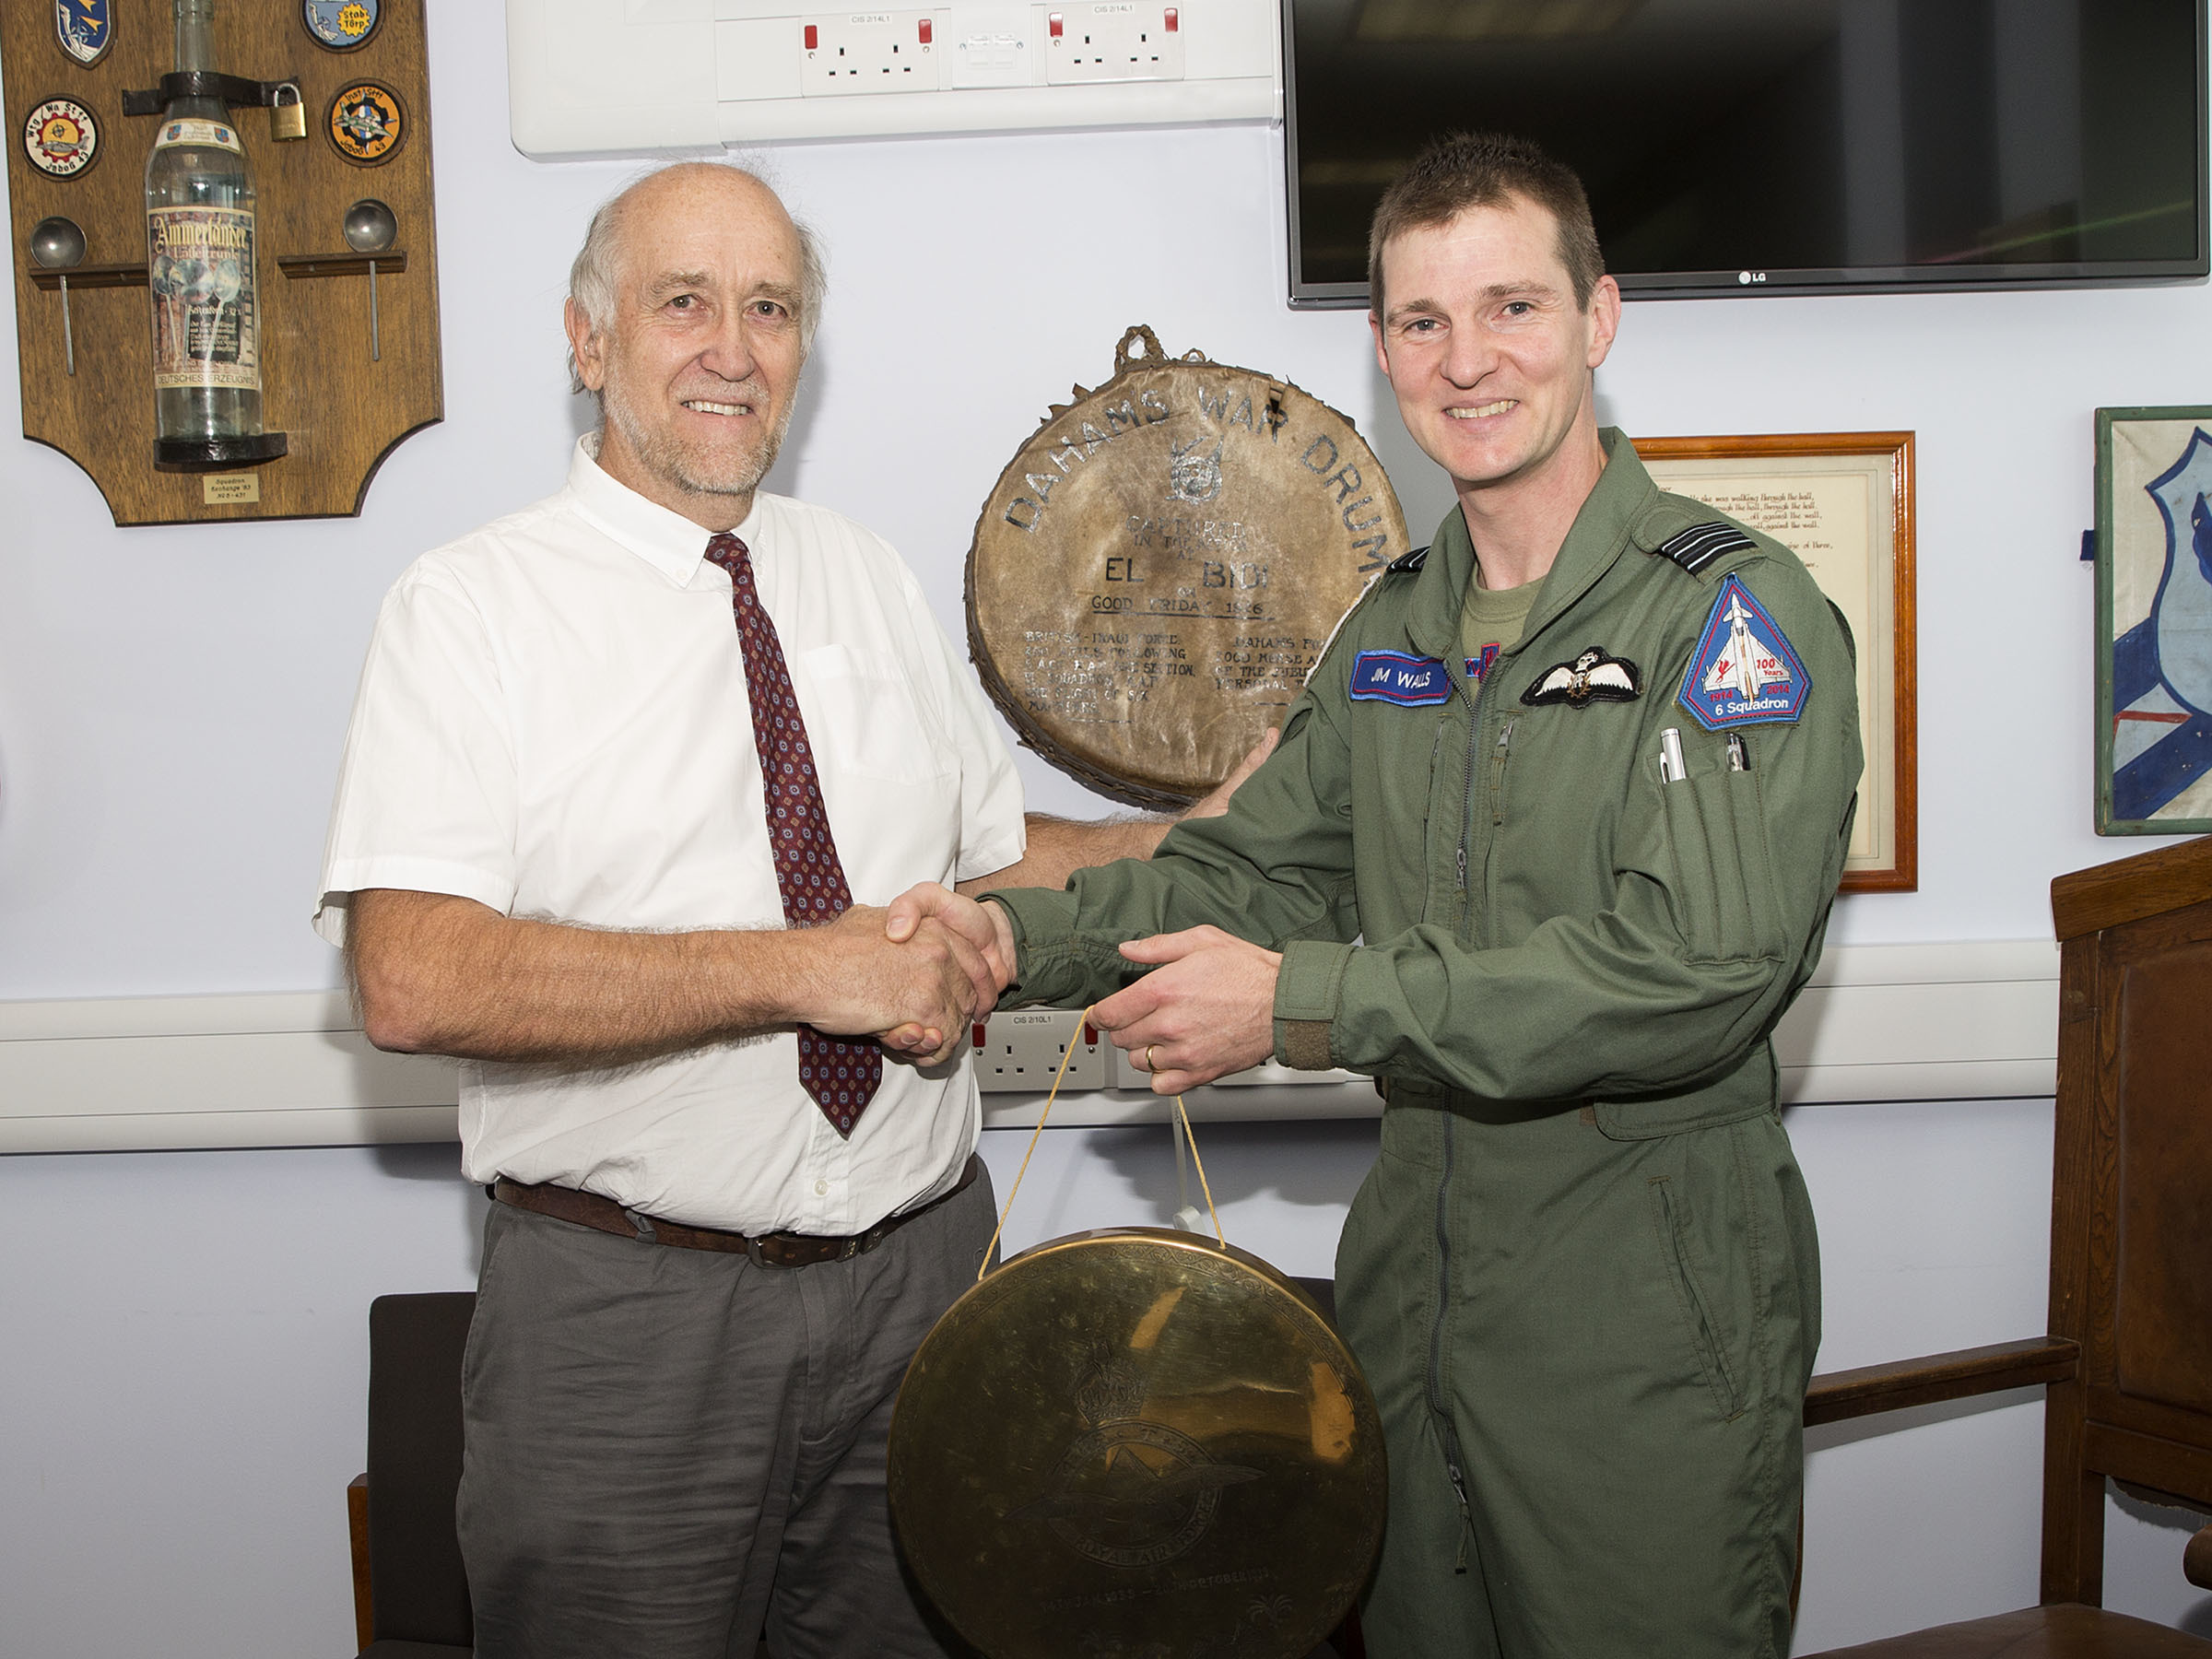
966, 326, 1410, 809
888, 1228, 1386, 1659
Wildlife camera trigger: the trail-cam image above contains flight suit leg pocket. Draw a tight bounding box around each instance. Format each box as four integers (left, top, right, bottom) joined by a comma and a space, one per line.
1645, 1171, 1749, 1422
1661, 769, 1785, 963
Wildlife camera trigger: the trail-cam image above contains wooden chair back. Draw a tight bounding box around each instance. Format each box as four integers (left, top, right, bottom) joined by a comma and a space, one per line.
2044, 836, 2212, 1597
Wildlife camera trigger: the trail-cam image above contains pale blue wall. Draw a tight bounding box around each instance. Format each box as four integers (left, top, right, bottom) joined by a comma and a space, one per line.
2, 5, 2208, 1654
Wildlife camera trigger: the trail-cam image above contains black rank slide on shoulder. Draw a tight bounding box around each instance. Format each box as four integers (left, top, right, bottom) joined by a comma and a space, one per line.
1521, 647, 1642, 709
1386, 544, 1430, 573
1653, 521, 1756, 576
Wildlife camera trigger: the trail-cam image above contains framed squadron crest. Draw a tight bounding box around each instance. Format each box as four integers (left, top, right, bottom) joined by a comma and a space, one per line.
2095, 407, 2212, 833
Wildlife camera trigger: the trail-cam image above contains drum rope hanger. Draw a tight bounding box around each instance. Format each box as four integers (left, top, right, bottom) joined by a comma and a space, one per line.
979, 1004, 1225, 1283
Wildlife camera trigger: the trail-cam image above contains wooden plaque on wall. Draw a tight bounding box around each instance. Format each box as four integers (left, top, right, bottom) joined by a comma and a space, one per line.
4, 0, 441, 524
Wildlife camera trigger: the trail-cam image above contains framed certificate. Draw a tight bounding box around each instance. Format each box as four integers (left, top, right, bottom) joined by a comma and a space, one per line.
2094, 406, 2212, 834
1636, 432, 1918, 893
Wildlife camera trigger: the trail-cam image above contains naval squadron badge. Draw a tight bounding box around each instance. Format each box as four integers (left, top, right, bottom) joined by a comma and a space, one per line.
1677, 575, 1811, 730
55, 0, 112, 67
303, 0, 381, 51
327, 79, 404, 164
23, 96, 99, 178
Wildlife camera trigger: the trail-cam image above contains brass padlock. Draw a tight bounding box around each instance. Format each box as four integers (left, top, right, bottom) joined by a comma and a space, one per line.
270, 83, 306, 142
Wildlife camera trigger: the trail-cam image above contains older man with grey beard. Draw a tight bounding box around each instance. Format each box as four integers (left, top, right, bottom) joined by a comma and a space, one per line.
313, 162, 1262, 1659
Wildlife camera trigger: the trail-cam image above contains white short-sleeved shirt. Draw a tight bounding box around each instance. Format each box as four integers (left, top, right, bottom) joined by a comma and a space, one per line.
315, 440, 1027, 1233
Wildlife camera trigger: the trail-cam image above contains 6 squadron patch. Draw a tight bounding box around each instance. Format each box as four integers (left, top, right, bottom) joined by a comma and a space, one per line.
1521, 647, 1641, 708
55, 0, 112, 68
1677, 576, 1811, 731
1350, 650, 1453, 706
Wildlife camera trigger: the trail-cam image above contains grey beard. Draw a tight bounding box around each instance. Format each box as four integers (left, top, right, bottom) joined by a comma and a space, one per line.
601, 378, 794, 499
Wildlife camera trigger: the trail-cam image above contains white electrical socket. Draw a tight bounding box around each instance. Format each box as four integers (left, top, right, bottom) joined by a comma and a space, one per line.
801, 11, 941, 97
1044, 2, 1186, 85
973, 1008, 1108, 1092
1106, 1042, 1358, 1088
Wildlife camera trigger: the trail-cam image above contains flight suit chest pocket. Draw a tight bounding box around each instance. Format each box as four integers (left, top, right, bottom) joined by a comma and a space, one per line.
1660, 766, 1786, 964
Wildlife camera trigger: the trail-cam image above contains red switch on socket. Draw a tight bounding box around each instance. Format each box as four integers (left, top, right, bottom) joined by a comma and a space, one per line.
1164, 6, 1179, 29
1082, 1023, 1098, 1045
918, 17, 932, 42
804, 22, 818, 48
971, 1023, 988, 1051
1049, 11, 1064, 38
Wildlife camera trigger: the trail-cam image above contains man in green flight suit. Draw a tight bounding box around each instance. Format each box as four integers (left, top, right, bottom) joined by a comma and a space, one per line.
894, 132, 1861, 1657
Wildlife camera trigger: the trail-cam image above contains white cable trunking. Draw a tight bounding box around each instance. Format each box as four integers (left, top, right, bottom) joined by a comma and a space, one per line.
507, 0, 1281, 158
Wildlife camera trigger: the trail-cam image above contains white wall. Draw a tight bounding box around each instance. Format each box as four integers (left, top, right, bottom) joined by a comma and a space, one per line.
1, 4, 2207, 1655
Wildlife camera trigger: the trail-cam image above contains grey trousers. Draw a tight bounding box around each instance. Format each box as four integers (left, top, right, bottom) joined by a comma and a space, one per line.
456, 1168, 996, 1659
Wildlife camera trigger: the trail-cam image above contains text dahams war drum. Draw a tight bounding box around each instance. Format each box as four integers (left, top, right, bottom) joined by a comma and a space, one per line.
967, 326, 1409, 808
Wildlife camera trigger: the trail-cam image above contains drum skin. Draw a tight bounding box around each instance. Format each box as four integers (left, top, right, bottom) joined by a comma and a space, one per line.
888, 1227, 1386, 1659
967, 327, 1410, 808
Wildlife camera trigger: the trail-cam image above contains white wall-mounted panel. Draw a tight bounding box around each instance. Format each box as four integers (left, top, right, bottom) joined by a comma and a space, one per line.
508, 0, 1278, 157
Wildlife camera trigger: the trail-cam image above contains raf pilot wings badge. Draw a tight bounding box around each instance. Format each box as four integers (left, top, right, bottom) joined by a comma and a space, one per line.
1677, 575, 1812, 730
1521, 647, 1642, 708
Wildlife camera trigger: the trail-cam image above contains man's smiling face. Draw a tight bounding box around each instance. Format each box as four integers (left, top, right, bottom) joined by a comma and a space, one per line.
1371, 194, 1619, 504
567, 167, 808, 530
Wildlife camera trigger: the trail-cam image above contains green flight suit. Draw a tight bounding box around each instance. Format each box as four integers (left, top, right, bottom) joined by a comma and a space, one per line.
992, 432, 1862, 1658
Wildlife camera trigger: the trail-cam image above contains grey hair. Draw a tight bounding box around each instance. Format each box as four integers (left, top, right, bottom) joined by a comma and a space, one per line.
565, 160, 829, 397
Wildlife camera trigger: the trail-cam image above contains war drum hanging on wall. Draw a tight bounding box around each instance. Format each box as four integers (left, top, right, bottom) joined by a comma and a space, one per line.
967, 327, 1409, 808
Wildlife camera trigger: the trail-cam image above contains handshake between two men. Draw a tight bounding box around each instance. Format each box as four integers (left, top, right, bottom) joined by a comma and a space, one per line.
865, 884, 1283, 1097
803, 726, 1278, 1095
857, 753, 1288, 1096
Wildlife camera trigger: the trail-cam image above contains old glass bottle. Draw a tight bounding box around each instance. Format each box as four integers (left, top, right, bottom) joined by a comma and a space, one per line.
145, 0, 278, 465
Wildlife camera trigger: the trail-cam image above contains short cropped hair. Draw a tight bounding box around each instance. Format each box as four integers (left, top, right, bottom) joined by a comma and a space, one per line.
566, 161, 829, 397
1367, 132, 1605, 317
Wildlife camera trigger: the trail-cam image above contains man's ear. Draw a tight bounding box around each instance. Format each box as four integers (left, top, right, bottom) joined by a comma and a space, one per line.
1584, 275, 1622, 371
564, 298, 605, 393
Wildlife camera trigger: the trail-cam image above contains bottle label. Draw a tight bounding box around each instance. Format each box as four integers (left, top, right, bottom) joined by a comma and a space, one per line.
154, 119, 241, 152
147, 207, 261, 392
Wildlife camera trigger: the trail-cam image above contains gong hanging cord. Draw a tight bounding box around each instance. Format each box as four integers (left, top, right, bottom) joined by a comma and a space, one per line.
977, 1006, 1226, 1282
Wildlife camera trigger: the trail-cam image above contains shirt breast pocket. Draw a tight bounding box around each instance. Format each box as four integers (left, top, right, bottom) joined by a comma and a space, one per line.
790, 643, 966, 894
793, 642, 955, 785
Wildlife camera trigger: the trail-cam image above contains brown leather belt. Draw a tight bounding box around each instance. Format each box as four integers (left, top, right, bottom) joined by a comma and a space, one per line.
490, 1155, 980, 1268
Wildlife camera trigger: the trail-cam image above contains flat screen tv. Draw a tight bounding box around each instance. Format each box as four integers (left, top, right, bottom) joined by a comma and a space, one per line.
1285, 0, 2209, 307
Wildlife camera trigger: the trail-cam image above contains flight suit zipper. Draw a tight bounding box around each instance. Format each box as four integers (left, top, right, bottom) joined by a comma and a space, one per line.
1453, 677, 1482, 900
1434, 663, 1494, 1572
1490, 719, 1515, 828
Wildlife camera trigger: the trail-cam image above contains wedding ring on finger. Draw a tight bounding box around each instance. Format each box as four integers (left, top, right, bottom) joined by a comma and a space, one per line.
1144, 1044, 1159, 1074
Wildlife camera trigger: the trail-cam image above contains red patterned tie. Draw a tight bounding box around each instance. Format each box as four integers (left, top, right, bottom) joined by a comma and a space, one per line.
706, 533, 881, 1137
